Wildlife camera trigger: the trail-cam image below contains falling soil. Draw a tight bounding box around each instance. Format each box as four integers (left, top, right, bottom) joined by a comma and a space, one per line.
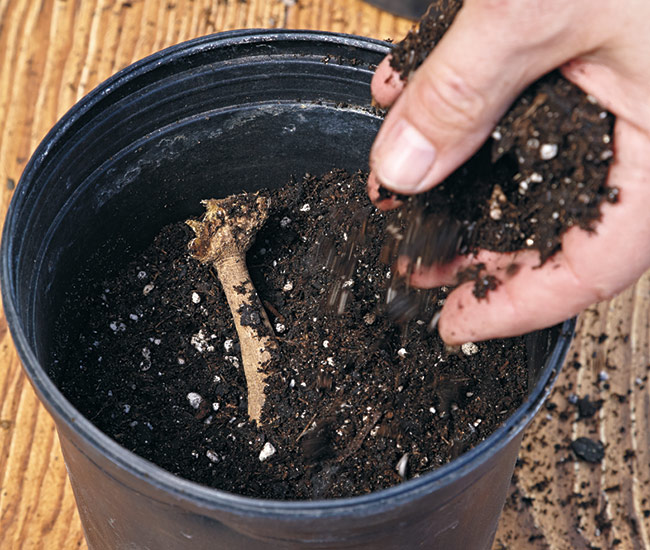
51, 169, 532, 500
385, 0, 617, 267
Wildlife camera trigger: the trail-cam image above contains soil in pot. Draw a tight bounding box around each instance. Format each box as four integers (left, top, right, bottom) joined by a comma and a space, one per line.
51, 169, 531, 500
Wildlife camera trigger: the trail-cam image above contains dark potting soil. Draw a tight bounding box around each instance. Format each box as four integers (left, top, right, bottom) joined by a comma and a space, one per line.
384, 0, 616, 266
51, 169, 531, 500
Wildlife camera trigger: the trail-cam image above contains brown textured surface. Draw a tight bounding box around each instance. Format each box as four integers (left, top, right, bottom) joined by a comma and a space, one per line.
0, 1, 648, 548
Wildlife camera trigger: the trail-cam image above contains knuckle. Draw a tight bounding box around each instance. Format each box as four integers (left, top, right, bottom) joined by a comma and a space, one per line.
411, 62, 487, 132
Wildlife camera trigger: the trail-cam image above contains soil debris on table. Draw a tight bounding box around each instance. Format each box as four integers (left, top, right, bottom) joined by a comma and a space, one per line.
51, 169, 532, 500
383, 0, 617, 273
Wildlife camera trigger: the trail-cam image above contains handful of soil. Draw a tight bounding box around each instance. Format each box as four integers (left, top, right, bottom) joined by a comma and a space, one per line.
384, 0, 617, 268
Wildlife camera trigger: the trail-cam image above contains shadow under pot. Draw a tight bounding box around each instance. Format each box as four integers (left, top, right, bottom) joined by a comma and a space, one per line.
1, 29, 573, 550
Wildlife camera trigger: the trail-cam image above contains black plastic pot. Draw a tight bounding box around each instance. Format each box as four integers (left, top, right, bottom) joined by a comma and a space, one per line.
365, 0, 431, 19
1, 30, 573, 550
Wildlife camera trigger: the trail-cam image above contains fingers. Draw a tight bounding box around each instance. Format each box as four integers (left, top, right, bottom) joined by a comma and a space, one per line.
366, 172, 403, 211
369, 9, 533, 195
371, 56, 404, 109
438, 118, 650, 344
368, 1, 605, 196
402, 249, 536, 288
438, 249, 600, 344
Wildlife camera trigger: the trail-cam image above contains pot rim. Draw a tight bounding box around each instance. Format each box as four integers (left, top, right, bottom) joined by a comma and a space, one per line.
1, 28, 574, 519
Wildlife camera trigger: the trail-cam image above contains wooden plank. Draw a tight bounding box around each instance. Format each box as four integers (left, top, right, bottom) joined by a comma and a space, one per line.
0, 1, 648, 549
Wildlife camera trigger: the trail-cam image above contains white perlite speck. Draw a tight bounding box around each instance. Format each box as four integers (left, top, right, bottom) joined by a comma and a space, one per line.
540, 143, 558, 160
191, 329, 214, 353
396, 453, 409, 480
109, 321, 127, 332
461, 342, 479, 356
259, 442, 276, 461
143, 283, 155, 296
187, 392, 202, 409
299, 203, 311, 212
191, 292, 201, 304
280, 216, 292, 228
206, 450, 220, 463
363, 313, 376, 325
224, 339, 234, 352
283, 281, 294, 292
397, 348, 407, 358
137, 271, 147, 280
275, 323, 286, 334
225, 355, 240, 368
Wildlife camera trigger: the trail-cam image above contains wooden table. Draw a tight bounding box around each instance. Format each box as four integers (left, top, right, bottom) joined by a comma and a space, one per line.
1, 1, 648, 548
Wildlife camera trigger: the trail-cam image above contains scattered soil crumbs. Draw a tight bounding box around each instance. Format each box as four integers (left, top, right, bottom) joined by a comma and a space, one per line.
51, 169, 530, 500
385, 0, 616, 267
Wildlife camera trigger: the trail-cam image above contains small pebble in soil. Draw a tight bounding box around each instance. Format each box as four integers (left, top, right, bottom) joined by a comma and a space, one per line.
571, 437, 605, 463
187, 392, 202, 410
259, 442, 276, 462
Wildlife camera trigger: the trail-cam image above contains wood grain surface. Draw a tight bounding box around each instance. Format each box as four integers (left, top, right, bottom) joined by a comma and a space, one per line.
0, 1, 648, 549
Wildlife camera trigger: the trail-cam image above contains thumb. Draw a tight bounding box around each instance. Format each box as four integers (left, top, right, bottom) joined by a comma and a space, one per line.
370, 5, 572, 194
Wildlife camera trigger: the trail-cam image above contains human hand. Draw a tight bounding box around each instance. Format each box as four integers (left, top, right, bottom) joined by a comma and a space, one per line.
369, 0, 650, 344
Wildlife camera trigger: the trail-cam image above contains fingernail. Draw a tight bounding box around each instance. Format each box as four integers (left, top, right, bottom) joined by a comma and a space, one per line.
373, 120, 436, 192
